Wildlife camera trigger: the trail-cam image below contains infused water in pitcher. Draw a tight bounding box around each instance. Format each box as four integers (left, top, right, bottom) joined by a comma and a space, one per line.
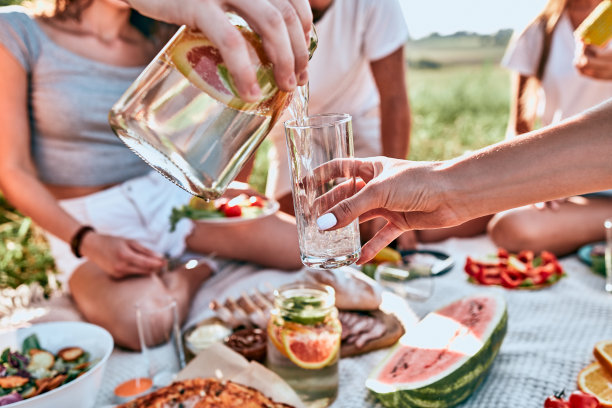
109, 15, 317, 199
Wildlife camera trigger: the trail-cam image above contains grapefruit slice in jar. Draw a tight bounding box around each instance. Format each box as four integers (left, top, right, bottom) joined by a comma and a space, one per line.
169, 28, 280, 112
281, 324, 340, 370
267, 322, 289, 358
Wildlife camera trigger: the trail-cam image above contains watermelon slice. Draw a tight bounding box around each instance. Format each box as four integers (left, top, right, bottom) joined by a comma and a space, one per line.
367, 293, 507, 408
169, 29, 281, 112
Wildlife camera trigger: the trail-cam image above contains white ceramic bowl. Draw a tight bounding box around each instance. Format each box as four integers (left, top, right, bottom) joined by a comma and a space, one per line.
0, 321, 114, 408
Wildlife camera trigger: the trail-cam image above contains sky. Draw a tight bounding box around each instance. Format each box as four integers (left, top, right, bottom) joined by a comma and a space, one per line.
400, 0, 549, 39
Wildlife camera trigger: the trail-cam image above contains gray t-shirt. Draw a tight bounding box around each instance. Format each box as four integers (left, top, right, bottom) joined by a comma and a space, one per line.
0, 6, 151, 186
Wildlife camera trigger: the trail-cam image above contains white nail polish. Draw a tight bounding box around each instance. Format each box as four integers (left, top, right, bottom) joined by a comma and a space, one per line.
316, 213, 337, 230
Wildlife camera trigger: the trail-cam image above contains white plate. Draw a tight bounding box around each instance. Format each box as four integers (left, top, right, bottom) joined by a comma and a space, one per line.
194, 199, 280, 225
0, 321, 114, 408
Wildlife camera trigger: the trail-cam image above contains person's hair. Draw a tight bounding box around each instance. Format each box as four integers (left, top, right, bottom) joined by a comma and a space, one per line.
42, 0, 175, 43
518, 0, 568, 127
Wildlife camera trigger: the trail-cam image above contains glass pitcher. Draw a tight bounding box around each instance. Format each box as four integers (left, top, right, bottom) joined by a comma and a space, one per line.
109, 15, 317, 199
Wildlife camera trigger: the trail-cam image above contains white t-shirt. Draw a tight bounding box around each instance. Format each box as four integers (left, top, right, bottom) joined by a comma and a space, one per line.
502, 13, 612, 127
266, 0, 409, 198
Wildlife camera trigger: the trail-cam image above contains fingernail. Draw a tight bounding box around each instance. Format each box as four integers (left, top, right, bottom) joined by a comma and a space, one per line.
317, 213, 337, 230
298, 71, 308, 84
249, 83, 262, 100
287, 74, 297, 88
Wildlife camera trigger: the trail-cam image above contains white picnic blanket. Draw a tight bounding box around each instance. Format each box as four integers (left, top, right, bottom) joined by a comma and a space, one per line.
7, 234, 612, 407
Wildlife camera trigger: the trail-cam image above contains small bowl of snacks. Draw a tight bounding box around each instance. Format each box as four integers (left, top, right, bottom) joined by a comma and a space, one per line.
0, 321, 113, 408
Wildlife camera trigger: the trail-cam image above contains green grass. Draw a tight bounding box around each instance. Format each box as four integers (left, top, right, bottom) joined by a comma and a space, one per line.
407, 64, 510, 161
0, 29, 512, 291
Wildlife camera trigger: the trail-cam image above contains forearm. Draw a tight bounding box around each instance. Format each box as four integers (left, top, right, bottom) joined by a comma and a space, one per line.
371, 47, 410, 159
441, 99, 612, 220
0, 169, 81, 243
380, 97, 411, 158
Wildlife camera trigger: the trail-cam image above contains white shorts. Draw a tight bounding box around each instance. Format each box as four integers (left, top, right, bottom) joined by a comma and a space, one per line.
45, 172, 194, 285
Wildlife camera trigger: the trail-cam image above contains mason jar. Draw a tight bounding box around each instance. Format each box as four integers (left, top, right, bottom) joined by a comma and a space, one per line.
266, 281, 341, 407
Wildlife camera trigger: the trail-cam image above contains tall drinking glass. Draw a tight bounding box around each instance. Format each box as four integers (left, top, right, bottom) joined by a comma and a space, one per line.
284, 114, 360, 269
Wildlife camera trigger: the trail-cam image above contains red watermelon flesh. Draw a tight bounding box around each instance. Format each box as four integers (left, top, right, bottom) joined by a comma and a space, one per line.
378, 347, 465, 385
436, 296, 497, 340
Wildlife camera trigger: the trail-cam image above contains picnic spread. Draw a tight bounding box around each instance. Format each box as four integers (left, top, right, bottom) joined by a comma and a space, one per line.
1, 235, 612, 408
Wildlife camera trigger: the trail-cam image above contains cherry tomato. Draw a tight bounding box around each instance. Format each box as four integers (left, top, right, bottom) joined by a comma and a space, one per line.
215, 198, 229, 212
568, 391, 600, 408
545, 390, 570, 408
248, 196, 266, 208
223, 204, 242, 217
544, 396, 570, 408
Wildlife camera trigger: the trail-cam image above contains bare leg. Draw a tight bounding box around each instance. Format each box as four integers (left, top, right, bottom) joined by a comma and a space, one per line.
186, 210, 302, 270
277, 192, 295, 215
488, 196, 612, 256
69, 260, 212, 350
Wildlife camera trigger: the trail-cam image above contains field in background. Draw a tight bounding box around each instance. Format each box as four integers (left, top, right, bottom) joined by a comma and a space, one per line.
0, 28, 514, 289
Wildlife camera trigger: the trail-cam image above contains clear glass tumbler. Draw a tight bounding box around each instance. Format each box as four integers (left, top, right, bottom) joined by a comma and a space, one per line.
135, 297, 186, 387
284, 114, 361, 269
605, 218, 612, 293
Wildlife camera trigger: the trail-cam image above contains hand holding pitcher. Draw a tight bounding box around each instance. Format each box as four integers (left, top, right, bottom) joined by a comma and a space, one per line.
122, 0, 313, 99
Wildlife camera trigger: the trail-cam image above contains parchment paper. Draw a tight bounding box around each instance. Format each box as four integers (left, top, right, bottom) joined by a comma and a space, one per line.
175, 342, 305, 408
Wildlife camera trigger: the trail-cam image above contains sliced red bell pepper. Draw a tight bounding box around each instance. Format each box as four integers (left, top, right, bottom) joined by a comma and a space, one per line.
500, 268, 524, 288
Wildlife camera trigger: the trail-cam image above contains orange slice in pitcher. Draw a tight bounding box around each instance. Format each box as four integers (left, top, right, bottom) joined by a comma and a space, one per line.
281, 326, 340, 370
170, 29, 279, 112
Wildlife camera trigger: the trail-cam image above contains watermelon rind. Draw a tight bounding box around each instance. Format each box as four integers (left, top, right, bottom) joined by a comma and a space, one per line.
366, 293, 508, 408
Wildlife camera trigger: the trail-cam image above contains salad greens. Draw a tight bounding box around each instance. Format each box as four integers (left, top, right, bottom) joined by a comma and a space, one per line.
0, 334, 93, 405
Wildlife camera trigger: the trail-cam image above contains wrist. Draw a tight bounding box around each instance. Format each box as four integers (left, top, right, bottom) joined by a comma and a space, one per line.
433, 159, 470, 223
70, 226, 96, 258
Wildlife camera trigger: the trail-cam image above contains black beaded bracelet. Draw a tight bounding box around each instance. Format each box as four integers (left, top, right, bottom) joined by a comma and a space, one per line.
70, 226, 95, 258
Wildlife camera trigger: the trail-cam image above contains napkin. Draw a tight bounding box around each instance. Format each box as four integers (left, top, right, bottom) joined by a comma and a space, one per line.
175, 342, 305, 408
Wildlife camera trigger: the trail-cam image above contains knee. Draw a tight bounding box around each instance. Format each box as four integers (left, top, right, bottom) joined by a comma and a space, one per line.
487, 210, 541, 252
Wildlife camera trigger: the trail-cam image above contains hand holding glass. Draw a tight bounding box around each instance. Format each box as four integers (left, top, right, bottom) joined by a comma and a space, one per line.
284, 114, 360, 269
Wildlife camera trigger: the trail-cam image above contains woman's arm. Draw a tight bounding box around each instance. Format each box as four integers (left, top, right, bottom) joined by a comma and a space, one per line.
506, 72, 537, 137
370, 46, 411, 159
315, 98, 612, 262
0, 45, 164, 278
0, 46, 81, 244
